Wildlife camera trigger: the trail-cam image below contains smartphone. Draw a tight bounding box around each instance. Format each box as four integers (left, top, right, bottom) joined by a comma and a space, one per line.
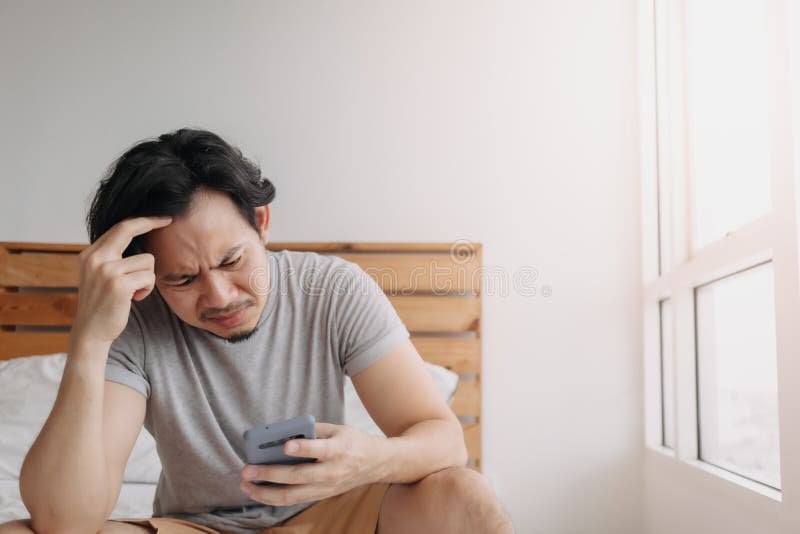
243, 414, 317, 486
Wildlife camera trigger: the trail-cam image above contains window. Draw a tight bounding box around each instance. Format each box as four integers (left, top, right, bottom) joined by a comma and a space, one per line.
685, 0, 773, 251
695, 262, 781, 489
641, 0, 798, 498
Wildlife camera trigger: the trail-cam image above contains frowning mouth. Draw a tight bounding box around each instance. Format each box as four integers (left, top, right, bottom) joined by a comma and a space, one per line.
207, 306, 249, 328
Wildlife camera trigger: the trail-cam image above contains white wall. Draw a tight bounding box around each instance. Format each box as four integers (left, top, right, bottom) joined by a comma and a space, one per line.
0, 1, 642, 532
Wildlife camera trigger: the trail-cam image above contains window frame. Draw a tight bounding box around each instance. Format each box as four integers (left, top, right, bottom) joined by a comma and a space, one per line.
640, 0, 800, 507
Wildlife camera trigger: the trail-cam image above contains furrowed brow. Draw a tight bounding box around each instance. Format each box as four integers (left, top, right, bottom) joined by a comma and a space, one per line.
160, 244, 243, 282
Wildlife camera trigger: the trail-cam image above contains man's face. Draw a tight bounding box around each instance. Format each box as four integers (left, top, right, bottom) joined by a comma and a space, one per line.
146, 188, 271, 342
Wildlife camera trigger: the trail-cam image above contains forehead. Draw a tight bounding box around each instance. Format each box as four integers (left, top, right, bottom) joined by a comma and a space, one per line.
147, 190, 255, 265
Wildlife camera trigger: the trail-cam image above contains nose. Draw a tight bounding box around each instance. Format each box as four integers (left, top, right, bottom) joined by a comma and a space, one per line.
200, 271, 237, 312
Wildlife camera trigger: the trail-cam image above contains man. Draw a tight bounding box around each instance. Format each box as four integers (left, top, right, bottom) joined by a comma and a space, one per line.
3, 128, 514, 534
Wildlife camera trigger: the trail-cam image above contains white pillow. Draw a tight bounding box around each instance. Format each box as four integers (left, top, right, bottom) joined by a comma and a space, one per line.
344, 362, 460, 436
0, 353, 460, 482
0, 353, 161, 483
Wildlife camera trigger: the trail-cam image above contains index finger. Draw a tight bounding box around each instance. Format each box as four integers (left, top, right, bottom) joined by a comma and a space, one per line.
284, 436, 330, 461
314, 422, 340, 439
95, 216, 173, 258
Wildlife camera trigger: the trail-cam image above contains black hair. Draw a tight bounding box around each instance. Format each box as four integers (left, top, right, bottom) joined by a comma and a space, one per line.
86, 127, 276, 257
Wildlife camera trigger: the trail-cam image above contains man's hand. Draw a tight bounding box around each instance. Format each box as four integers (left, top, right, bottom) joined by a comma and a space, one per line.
239, 422, 385, 506
72, 216, 172, 351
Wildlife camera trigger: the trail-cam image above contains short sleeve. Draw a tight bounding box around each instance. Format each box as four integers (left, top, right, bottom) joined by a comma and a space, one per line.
331, 260, 411, 377
105, 308, 150, 399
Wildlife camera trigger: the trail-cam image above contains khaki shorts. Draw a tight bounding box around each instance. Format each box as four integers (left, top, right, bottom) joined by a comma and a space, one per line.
111, 483, 391, 534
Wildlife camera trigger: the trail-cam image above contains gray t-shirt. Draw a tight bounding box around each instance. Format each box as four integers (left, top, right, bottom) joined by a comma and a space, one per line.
104, 249, 410, 533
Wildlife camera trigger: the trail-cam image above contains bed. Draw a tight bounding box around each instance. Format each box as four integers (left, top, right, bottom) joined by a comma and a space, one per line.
0, 241, 482, 522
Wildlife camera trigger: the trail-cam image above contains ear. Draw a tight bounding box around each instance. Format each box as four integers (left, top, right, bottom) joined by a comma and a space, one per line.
254, 205, 271, 245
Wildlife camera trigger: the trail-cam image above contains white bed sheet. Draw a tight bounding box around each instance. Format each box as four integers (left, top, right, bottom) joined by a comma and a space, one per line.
0, 353, 458, 524
0, 479, 156, 523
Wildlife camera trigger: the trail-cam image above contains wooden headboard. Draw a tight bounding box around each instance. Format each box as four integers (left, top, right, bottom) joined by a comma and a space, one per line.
0, 241, 483, 470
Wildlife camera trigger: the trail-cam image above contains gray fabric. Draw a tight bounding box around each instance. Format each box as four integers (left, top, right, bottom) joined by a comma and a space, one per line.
104, 249, 410, 533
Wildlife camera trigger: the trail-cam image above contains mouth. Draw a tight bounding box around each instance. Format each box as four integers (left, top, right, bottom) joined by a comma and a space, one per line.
208, 306, 249, 328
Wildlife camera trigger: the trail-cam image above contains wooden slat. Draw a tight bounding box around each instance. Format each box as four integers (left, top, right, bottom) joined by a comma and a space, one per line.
463, 423, 481, 460
390, 295, 480, 333
0, 252, 80, 287
451, 380, 481, 418
0, 242, 86, 253
0, 293, 78, 326
0, 241, 482, 471
0, 242, 483, 255
411, 337, 481, 374
269, 242, 482, 254
336, 253, 480, 294
0, 332, 71, 361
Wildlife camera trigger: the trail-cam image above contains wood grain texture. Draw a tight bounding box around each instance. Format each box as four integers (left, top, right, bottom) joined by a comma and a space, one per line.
450, 380, 481, 418
0, 332, 71, 360
411, 337, 481, 375
336, 253, 481, 294
268, 242, 482, 255
0, 252, 80, 287
390, 295, 481, 333
0, 241, 482, 255
0, 240, 484, 468
463, 423, 482, 460
0, 292, 78, 326
0, 242, 86, 253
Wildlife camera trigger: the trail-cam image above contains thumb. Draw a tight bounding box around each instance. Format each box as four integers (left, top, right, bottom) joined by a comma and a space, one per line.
132, 288, 151, 301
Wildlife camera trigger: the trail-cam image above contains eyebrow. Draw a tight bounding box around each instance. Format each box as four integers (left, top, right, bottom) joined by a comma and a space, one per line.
160, 245, 243, 283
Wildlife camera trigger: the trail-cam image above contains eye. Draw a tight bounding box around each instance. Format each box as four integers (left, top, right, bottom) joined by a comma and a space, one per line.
222, 256, 241, 268
168, 256, 241, 288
